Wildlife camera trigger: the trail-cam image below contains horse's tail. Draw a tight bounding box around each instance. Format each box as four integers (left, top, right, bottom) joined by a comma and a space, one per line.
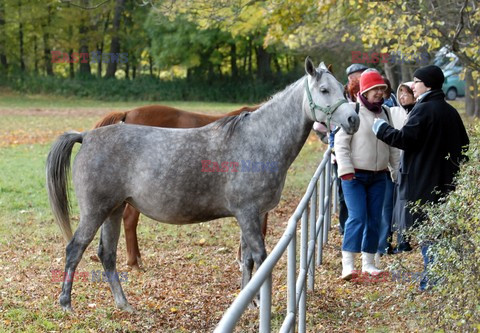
46, 131, 84, 242
93, 111, 126, 128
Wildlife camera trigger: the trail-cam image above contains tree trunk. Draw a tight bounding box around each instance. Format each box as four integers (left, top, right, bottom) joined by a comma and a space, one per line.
0, 1, 8, 70
247, 38, 252, 77
69, 49, 75, 79
230, 42, 238, 79
67, 25, 74, 78
18, 0, 25, 72
383, 62, 397, 90
476, 85, 480, 118
78, 0, 91, 77
149, 55, 153, 77
465, 69, 475, 117
42, 3, 54, 76
43, 32, 53, 76
400, 62, 410, 84
255, 46, 271, 81
97, 11, 110, 78
34, 35, 38, 74
96, 44, 103, 77
105, 0, 125, 79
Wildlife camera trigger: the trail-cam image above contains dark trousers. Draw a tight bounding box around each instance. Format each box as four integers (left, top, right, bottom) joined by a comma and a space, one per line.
333, 163, 348, 234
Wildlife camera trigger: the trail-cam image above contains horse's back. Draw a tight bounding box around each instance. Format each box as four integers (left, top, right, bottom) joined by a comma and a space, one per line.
125, 105, 220, 128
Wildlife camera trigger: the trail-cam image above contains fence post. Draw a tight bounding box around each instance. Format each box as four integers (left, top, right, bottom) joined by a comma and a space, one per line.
323, 156, 332, 244
316, 168, 325, 266
308, 185, 317, 291
287, 228, 297, 333
298, 210, 308, 333
259, 274, 272, 333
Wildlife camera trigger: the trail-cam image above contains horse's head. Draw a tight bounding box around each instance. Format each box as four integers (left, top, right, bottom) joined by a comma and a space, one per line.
304, 57, 360, 135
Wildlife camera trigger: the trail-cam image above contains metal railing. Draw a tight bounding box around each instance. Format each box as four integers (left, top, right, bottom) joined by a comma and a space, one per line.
215, 147, 336, 332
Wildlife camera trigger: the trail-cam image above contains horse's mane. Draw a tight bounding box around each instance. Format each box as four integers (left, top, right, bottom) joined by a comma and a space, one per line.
216, 111, 252, 138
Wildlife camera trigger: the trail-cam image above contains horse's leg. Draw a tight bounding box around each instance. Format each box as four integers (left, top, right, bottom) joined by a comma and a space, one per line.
237, 210, 267, 285
237, 210, 268, 308
240, 236, 254, 288
98, 204, 134, 312
262, 212, 268, 239
123, 204, 143, 270
236, 212, 268, 271
59, 213, 105, 311
236, 235, 243, 271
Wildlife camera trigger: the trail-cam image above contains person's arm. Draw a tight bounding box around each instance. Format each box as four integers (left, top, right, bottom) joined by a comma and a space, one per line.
334, 128, 354, 179
374, 108, 428, 151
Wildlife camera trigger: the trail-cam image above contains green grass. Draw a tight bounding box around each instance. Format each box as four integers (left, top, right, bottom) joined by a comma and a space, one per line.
0, 144, 51, 217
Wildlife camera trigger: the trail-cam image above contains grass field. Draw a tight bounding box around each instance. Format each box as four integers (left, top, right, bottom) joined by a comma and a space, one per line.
0, 90, 465, 332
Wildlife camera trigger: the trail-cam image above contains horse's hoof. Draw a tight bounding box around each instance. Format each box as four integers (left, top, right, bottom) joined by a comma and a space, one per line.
61, 304, 73, 312
248, 300, 260, 309
59, 295, 72, 312
118, 303, 135, 313
127, 263, 144, 272
127, 257, 145, 272
236, 259, 243, 272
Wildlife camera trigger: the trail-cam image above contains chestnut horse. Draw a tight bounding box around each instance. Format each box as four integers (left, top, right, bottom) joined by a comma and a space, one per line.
93, 104, 263, 270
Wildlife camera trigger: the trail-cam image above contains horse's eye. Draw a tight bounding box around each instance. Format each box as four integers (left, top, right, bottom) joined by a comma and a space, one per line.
320, 88, 328, 93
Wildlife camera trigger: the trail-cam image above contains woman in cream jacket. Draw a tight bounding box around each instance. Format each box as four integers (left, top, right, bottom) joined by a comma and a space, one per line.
334, 69, 400, 280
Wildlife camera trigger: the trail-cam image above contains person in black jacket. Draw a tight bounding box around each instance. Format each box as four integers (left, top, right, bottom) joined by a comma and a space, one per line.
371, 65, 469, 290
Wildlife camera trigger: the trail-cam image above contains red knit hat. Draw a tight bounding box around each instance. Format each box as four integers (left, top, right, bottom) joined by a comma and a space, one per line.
359, 70, 387, 95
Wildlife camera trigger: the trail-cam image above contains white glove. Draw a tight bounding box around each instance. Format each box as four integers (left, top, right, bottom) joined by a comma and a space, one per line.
390, 169, 397, 183
372, 118, 387, 135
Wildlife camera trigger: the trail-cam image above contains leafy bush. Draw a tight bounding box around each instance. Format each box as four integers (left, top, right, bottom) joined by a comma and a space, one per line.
0, 72, 301, 103
412, 119, 480, 332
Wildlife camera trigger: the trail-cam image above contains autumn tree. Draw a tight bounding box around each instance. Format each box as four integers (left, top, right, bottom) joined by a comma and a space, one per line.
355, 0, 480, 117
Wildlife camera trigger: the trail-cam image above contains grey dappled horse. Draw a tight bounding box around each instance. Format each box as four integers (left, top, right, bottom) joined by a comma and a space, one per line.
46, 57, 359, 312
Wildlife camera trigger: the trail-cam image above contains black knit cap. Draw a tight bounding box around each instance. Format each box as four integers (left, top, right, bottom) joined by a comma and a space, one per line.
413, 65, 445, 90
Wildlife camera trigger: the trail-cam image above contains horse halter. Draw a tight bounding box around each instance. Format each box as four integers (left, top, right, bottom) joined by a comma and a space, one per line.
304, 75, 348, 131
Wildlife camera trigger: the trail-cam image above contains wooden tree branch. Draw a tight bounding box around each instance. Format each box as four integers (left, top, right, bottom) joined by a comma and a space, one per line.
451, 0, 468, 52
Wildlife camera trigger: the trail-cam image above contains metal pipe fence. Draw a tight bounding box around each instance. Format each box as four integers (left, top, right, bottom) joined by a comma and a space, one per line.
215, 147, 337, 332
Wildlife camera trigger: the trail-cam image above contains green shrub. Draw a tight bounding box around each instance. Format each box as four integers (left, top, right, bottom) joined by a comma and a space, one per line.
412, 119, 480, 332
0, 72, 301, 103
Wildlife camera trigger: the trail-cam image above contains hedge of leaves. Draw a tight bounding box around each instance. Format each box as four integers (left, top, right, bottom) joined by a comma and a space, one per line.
0, 72, 301, 103
412, 119, 480, 332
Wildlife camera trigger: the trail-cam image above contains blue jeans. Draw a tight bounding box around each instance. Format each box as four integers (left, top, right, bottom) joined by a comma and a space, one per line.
341, 172, 387, 253
378, 177, 394, 253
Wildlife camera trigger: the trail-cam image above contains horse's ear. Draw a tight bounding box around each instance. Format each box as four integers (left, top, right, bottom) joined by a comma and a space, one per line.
319, 62, 328, 71
327, 63, 333, 74
305, 57, 316, 76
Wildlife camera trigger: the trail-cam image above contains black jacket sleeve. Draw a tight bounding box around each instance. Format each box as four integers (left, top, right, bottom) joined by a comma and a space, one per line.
376, 107, 429, 152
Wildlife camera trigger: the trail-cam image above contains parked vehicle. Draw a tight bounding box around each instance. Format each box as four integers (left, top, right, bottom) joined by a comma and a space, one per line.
442, 73, 465, 100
